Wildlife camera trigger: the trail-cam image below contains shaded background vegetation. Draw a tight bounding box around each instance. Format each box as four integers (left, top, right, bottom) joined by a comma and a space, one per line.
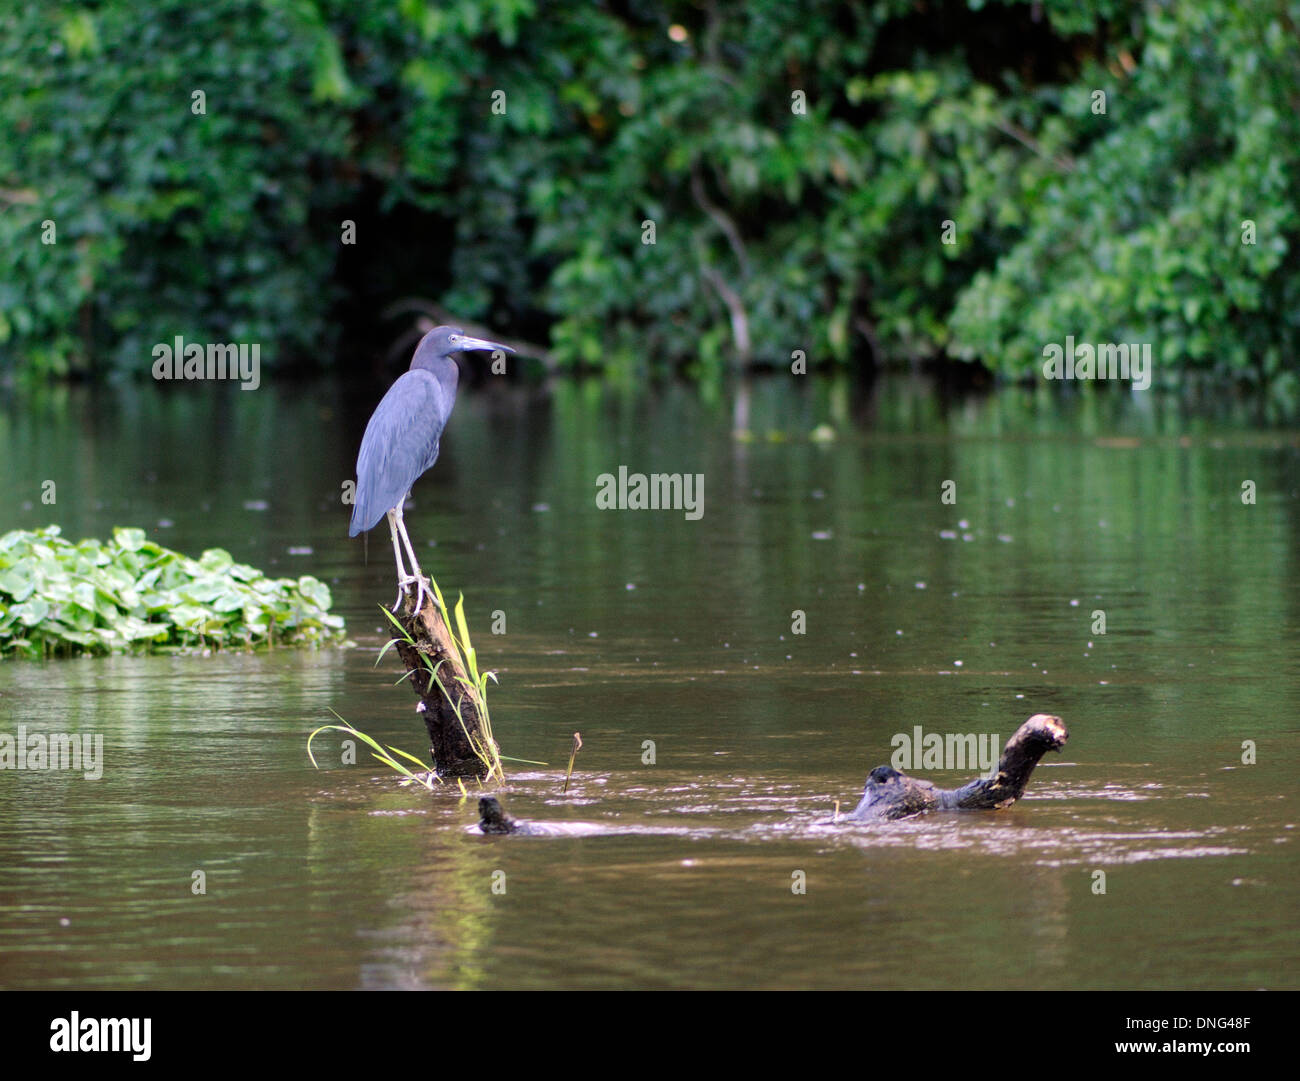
1, 0, 1297, 390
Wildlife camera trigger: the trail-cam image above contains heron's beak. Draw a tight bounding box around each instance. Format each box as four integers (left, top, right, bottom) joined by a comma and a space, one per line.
457, 336, 515, 354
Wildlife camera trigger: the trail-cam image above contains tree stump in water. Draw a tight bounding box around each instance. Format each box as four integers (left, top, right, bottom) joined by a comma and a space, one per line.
391, 590, 495, 779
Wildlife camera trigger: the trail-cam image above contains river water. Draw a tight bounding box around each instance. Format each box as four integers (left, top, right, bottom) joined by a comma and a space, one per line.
1, 375, 1296, 989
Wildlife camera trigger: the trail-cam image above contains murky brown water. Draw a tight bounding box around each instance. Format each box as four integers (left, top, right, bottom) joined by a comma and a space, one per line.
1, 377, 1297, 988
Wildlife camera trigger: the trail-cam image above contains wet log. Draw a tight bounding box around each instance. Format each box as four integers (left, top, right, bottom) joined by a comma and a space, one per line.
846, 714, 1069, 822
390, 590, 496, 779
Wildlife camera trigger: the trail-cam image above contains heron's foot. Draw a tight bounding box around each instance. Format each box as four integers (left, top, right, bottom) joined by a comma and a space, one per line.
397, 573, 433, 613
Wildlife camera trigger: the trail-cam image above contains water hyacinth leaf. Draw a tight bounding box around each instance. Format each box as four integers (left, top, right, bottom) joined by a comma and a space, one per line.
171, 605, 214, 629
0, 529, 31, 552
95, 586, 124, 618
297, 576, 330, 608
69, 581, 96, 611
58, 628, 97, 646
99, 565, 135, 593
212, 589, 246, 613
0, 566, 35, 602
17, 598, 50, 626
0, 527, 345, 657
76, 539, 110, 565
113, 527, 147, 552
182, 579, 226, 604
199, 548, 234, 572
120, 618, 168, 642
76, 581, 116, 619
64, 604, 94, 631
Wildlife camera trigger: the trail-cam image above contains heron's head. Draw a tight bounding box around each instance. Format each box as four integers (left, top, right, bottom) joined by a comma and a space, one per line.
423, 325, 516, 360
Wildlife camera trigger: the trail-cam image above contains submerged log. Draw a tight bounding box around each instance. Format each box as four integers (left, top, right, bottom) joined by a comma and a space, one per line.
391, 589, 497, 779
846, 713, 1069, 822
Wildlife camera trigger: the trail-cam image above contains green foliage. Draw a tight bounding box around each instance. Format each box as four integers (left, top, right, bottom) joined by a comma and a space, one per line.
949, 1, 1300, 387
0, 0, 351, 376
1, 0, 1295, 385
0, 526, 345, 658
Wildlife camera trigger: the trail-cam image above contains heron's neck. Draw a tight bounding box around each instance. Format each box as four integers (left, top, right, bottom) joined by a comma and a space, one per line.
411, 350, 459, 396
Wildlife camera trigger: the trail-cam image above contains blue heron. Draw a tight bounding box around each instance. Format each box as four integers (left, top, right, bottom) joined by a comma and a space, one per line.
349, 325, 515, 608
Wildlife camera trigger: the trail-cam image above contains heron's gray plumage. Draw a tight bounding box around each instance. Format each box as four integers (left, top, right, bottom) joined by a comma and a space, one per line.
348, 326, 514, 549
349, 367, 456, 536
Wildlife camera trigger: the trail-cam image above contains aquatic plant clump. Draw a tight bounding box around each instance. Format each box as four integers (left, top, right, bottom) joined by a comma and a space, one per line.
0, 526, 345, 658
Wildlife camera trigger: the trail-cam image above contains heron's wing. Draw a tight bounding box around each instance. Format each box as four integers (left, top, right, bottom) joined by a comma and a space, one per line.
349, 369, 454, 535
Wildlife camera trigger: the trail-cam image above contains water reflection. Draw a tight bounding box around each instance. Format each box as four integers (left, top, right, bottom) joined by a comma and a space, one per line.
0, 375, 1296, 989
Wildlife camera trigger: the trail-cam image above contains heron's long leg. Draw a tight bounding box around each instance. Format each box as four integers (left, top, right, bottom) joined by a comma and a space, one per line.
393, 501, 424, 580
393, 500, 432, 611
386, 508, 410, 608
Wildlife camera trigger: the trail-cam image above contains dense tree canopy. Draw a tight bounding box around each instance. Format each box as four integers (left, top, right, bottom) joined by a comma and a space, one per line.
1, 0, 1296, 390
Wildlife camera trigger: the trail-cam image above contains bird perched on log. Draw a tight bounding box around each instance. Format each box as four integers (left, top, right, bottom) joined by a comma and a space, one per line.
349, 326, 514, 609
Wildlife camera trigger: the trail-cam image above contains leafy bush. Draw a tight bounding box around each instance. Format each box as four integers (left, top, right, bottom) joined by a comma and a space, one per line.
0, 526, 345, 658
0, 0, 351, 377
1, 0, 1295, 386
948, 1, 1300, 387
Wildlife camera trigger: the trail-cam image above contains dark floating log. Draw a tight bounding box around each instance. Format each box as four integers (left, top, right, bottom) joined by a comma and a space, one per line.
478, 796, 519, 834
391, 589, 497, 780
475, 797, 588, 838
846, 713, 1069, 822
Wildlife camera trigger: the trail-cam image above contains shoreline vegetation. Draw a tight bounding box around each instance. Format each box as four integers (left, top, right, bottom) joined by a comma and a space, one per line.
0, 526, 346, 658
2, 2, 1294, 393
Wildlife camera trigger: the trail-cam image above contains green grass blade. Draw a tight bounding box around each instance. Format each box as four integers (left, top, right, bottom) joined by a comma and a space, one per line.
375, 636, 401, 666
378, 605, 415, 642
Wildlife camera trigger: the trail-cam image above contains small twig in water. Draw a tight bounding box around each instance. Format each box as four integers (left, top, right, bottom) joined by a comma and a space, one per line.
562, 733, 583, 794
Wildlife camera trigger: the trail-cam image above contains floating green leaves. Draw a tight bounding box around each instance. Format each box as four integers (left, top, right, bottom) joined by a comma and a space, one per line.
0, 526, 346, 658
